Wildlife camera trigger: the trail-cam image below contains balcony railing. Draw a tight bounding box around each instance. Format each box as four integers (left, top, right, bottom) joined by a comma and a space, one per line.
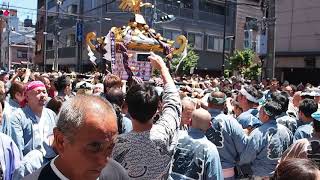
105, 2, 227, 25
157, 3, 193, 19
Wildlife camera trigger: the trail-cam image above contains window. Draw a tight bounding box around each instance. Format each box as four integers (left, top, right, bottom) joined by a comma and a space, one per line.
225, 38, 231, 51
47, 40, 53, 49
66, 34, 76, 47
188, 32, 203, 50
244, 30, 253, 49
178, 0, 193, 9
92, 0, 98, 9
207, 35, 222, 52
245, 17, 258, 31
17, 50, 28, 58
47, 0, 56, 9
163, 29, 181, 40
163, 29, 182, 49
207, 35, 232, 52
159, 0, 193, 9
305, 57, 316, 68
199, 0, 225, 15
68, 5, 78, 14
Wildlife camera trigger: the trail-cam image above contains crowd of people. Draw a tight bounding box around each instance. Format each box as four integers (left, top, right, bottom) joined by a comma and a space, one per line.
0, 52, 320, 180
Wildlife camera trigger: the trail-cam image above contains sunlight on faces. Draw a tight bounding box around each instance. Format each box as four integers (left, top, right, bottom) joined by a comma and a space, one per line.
237, 94, 247, 108
93, 87, 103, 94
26, 86, 48, 107
271, 81, 279, 91
259, 107, 269, 123
65, 83, 72, 96
15, 92, 25, 103
233, 105, 242, 117
0, 101, 3, 125
43, 77, 51, 90
0, 81, 5, 95
0, 74, 9, 82
182, 106, 194, 125
56, 104, 118, 180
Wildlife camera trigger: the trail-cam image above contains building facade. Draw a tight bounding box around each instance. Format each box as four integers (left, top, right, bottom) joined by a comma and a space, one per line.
10, 44, 34, 67
34, 0, 47, 69
0, 7, 35, 70
35, 0, 237, 74
234, 0, 262, 51
275, 0, 320, 84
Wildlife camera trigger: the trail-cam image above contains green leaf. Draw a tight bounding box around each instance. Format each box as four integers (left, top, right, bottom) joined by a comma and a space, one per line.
225, 49, 261, 79
171, 45, 199, 75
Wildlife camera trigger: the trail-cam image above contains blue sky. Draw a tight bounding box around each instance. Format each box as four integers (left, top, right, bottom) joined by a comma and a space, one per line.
0, 0, 37, 23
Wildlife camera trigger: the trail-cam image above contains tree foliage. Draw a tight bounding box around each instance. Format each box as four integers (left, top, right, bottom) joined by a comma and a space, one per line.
225, 49, 261, 79
171, 46, 199, 75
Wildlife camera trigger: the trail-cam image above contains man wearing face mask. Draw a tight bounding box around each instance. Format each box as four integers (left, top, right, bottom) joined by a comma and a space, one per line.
9, 81, 57, 156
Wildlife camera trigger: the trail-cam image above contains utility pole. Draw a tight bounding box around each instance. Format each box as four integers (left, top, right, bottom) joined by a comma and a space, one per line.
43, 0, 48, 72
266, 0, 276, 78
53, 1, 60, 72
77, 0, 84, 73
221, 0, 227, 77
7, 2, 10, 70
7, 18, 10, 70
151, 0, 157, 28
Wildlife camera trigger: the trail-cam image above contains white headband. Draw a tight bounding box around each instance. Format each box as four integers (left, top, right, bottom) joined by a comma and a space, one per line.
239, 88, 261, 104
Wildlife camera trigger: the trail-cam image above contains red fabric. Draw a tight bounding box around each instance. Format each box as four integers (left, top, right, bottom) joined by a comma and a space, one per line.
25, 81, 45, 92
20, 81, 46, 107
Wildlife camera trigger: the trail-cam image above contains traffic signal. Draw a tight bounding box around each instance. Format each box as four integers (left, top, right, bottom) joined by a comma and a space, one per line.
159, 15, 176, 22
0, 10, 10, 16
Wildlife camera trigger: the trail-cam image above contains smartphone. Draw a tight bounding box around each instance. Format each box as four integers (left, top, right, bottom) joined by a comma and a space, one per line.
137, 53, 151, 62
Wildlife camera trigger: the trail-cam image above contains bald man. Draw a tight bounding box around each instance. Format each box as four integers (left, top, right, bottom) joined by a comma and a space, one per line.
170, 109, 223, 180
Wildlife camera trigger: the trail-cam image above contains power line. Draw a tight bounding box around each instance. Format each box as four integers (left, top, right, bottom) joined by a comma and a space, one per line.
4, 4, 117, 20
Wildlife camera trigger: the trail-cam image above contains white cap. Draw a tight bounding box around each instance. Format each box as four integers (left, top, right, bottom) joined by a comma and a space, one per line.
76, 81, 93, 90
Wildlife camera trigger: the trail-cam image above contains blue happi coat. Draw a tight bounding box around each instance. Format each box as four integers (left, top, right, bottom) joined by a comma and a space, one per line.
1, 99, 21, 135
276, 113, 298, 134
294, 122, 313, 141
170, 128, 223, 180
9, 106, 56, 156
239, 119, 293, 177
237, 108, 262, 129
0, 133, 21, 180
206, 109, 248, 170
